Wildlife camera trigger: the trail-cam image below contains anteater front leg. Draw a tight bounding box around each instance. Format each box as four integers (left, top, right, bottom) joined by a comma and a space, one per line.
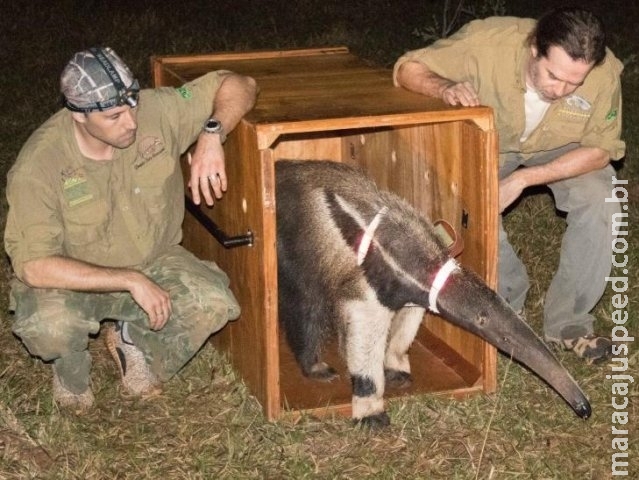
384, 306, 425, 389
342, 290, 394, 428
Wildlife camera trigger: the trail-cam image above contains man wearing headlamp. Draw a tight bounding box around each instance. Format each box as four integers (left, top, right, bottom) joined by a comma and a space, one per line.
4, 47, 257, 412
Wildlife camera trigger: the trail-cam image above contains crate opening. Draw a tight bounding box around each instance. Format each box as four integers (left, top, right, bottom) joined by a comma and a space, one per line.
278, 322, 483, 415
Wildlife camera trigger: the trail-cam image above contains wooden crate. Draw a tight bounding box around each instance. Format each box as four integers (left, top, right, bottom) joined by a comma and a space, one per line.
151, 47, 499, 420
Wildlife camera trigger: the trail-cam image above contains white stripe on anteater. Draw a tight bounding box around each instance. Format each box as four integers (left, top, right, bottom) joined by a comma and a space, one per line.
356, 206, 389, 265
333, 194, 434, 293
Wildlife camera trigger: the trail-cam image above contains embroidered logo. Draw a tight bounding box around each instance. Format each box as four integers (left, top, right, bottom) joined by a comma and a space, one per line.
61, 168, 93, 207
176, 86, 192, 99
134, 136, 166, 169
558, 95, 592, 120
606, 109, 618, 121
566, 95, 591, 111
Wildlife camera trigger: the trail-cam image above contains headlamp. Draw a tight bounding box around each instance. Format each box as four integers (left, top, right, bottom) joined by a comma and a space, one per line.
64, 80, 140, 112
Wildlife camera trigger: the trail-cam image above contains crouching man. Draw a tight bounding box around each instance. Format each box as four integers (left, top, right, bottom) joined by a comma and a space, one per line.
4, 47, 257, 411
393, 8, 625, 363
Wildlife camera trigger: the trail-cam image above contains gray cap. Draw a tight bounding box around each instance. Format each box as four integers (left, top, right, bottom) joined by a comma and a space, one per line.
60, 47, 139, 112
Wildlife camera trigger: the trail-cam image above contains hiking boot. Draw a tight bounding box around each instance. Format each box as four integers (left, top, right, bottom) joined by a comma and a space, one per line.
562, 334, 613, 365
52, 368, 94, 412
104, 322, 162, 396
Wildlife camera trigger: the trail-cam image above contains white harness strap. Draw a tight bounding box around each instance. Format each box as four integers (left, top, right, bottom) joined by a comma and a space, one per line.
357, 206, 388, 265
428, 258, 460, 314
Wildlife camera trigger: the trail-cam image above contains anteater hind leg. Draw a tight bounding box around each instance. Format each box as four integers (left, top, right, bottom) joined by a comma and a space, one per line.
278, 273, 338, 382
384, 306, 425, 389
342, 290, 394, 428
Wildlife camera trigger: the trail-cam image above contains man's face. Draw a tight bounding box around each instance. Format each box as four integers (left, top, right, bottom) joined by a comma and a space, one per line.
81, 104, 139, 149
527, 45, 594, 102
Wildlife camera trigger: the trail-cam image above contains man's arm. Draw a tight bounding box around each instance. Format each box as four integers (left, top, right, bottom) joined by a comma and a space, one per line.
188, 73, 258, 206
395, 61, 479, 107
21, 256, 171, 330
499, 146, 610, 213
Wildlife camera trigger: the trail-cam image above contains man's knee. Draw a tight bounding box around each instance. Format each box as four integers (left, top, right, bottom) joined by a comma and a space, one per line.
552, 166, 621, 219
12, 311, 98, 361
151, 247, 241, 322
10, 284, 100, 361
175, 268, 241, 327
497, 222, 530, 310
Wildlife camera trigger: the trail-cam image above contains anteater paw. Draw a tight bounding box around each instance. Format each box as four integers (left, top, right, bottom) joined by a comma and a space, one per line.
306, 362, 339, 382
355, 411, 391, 429
384, 369, 412, 389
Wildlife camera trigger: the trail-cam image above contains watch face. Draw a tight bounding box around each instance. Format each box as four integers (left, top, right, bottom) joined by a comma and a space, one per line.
202, 117, 226, 143
205, 118, 222, 132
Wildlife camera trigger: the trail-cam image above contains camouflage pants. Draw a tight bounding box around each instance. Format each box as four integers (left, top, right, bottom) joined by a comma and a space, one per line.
9, 245, 240, 393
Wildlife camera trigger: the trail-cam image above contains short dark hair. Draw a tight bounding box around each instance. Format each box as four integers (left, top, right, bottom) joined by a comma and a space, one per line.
530, 7, 607, 66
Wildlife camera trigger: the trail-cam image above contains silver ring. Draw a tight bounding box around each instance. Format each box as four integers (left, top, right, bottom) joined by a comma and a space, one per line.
208, 174, 220, 182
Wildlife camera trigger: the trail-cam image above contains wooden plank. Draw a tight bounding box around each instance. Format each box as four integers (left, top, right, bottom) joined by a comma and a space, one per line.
152, 46, 350, 66
254, 109, 493, 150
272, 134, 343, 162
181, 121, 281, 420
421, 120, 498, 384
152, 48, 494, 139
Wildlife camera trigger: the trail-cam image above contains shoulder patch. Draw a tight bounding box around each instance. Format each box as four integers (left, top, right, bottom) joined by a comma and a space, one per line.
176, 86, 192, 99
606, 109, 618, 121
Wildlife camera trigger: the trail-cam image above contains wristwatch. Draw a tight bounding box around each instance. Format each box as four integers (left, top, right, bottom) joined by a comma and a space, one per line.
202, 117, 227, 143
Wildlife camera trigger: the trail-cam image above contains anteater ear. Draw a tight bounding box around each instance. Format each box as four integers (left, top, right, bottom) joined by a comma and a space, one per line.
433, 219, 464, 258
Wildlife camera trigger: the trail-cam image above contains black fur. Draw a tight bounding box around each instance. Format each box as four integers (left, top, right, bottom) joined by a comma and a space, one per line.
351, 375, 377, 397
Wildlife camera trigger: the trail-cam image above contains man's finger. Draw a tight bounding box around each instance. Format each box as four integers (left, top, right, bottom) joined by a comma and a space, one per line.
190, 177, 202, 205
200, 180, 215, 206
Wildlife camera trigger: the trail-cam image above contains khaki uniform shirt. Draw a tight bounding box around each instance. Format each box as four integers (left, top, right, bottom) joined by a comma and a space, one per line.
5, 72, 227, 278
393, 17, 625, 162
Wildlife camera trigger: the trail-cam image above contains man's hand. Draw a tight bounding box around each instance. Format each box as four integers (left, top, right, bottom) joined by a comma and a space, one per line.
395, 61, 480, 107
499, 170, 527, 213
440, 81, 480, 107
186, 72, 257, 207
188, 134, 227, 207
127, 273, 172, 331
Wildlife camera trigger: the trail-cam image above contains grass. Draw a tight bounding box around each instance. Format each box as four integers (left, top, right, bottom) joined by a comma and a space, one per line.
1, 0, 637, 478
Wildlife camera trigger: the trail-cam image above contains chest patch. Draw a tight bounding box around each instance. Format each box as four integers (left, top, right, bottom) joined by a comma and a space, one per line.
62, 169, 93, 207
134, 136, 166, 169
565, 95, 591, 111
558, 95, 592, 120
